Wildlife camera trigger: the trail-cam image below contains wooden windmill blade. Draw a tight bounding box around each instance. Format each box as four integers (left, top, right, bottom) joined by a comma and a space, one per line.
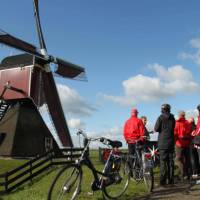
42, 72, 73, 147
33, 0, 46, 50
54, 58, 85, 79
0, 30, 45, 60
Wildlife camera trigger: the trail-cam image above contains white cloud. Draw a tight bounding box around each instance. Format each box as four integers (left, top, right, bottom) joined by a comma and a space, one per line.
102, 64, 200, 106
151, 63, 193, 81
68, 118, 85, 129
190, 38, 200, 49
94, 126, 123, 139
40, 84, 96, 117
57, 84, 96, 117
180, 38, 200, 65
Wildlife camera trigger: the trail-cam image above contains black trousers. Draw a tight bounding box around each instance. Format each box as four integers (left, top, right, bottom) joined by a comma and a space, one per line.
128, 143, 136, 155
159, 149, 174, 185
175, 146, 191, 178
190, 147, 199, 175
128, 143, 143, 165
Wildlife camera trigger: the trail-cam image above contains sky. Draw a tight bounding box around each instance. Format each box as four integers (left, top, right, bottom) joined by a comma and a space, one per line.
1, 0, 200, 148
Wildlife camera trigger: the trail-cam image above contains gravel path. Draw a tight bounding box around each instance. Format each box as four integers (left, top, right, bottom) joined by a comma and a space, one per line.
135, 182, 200, 200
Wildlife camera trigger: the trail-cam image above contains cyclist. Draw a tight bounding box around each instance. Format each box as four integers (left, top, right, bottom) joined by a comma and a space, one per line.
174, 111, 192, 181
123, 108, 145, 159
154, 103, 175, 186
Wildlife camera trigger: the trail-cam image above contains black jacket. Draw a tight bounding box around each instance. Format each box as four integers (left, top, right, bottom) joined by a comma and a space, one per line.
154, 112, 175, 150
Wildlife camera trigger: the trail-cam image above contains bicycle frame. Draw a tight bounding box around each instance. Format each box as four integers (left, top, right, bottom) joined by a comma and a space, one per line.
127, 137, 154, 169
128, 140, 153, 179
76, 137, 117, 190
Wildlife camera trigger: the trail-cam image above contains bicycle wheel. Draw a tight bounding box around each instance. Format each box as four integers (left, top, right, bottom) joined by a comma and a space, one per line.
48, 164, 82, 200
102, 158, 130, 199
131, 153, 143, 182
143, 157, 154, 192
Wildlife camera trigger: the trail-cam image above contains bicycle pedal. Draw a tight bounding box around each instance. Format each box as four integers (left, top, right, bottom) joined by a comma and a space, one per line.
114, 174, 122, 183
91, 181, 100, 191
63, 186, 70, 192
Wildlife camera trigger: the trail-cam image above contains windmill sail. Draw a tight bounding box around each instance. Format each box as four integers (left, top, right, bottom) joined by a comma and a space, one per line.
0, 30, 45, 59
42, 72, 73, 147
55, 58, 85, 79
33, 0, 46, 50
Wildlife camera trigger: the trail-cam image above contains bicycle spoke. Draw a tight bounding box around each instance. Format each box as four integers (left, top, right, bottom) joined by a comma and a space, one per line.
143, 168, 154, 192
102, 159, 130, 199
48, 165, 82, 200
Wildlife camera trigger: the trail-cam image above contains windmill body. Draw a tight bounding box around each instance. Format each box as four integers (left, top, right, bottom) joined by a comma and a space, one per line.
0, 1, 86, 157
0, 54, 36, 101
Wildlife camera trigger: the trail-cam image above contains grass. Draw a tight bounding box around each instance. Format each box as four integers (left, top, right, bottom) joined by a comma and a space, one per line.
0, 150, 153, 200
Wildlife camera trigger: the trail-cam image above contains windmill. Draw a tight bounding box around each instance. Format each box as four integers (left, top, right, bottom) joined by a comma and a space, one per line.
0, 0, 85, 156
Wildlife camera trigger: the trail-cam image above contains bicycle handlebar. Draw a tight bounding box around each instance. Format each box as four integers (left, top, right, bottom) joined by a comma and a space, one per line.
76, 129, 122, 148
76, 129, 101, 142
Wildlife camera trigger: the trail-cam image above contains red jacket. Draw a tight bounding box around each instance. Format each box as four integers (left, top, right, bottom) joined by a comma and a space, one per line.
123, 116, 145, 144
174, 117, 191, 148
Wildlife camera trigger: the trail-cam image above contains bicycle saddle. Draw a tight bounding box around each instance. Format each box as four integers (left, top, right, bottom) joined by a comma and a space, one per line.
100, 138, 122, 148
109, 140, 122, 148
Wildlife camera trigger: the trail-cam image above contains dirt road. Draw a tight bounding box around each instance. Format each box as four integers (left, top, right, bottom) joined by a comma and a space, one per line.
135, 182, 200, 200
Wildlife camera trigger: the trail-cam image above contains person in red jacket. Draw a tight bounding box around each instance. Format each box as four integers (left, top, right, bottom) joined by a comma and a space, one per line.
174, 111, 192, 181
123, 108, 145, 157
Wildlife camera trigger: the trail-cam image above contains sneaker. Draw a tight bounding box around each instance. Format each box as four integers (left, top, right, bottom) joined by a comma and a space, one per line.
192, 174, 198, 179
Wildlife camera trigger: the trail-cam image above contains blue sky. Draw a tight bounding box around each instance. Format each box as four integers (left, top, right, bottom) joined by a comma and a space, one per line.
1, 0, 200, 147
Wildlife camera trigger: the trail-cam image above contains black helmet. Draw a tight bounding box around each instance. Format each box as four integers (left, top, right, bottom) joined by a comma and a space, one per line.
161, 103, 171, 113
197, 105, 200, 111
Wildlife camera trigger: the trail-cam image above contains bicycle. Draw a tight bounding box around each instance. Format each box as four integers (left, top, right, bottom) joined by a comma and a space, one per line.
48, 130, 130, 200
127, 138, 154, 192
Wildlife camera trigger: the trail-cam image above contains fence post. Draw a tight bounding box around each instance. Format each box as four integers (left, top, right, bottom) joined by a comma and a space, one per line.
29, 159, 33, 184
71, 148, 73, 161
4, 172, 8, 193
49, 150, 53, 166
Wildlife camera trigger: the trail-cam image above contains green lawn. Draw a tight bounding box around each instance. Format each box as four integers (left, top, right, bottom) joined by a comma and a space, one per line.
0, 150, 152, 200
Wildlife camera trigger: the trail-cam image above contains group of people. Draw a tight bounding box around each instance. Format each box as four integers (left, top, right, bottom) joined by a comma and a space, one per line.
123, 104, 200, 186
